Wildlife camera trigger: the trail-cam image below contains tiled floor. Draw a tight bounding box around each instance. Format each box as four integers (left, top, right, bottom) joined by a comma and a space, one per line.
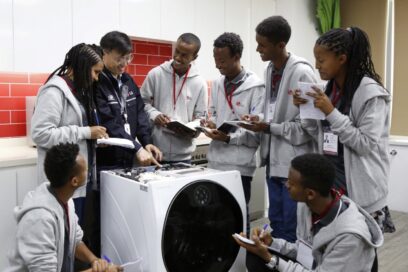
250, 210, 408, 271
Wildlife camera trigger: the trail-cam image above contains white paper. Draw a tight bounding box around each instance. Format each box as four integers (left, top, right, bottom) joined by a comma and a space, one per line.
97, 138, 135, 149
296, 239, 314, 269
233, 233, 255, 245
298, 82, 325, 120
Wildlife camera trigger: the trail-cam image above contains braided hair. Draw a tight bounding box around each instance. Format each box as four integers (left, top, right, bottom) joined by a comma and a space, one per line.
46, 43, 103, 125
316, 27, 382, 112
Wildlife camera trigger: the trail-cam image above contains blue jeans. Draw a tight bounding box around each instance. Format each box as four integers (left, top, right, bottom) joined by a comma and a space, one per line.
267, 176, 297, 242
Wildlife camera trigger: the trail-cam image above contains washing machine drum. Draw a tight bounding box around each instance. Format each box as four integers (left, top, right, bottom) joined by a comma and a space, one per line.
162, 180, 243, 272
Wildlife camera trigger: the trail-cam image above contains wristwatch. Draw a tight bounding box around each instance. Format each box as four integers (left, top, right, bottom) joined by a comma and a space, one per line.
265, 255, 279, 270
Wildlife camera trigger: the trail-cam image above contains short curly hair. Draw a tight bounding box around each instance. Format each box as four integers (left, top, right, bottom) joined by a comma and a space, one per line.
44, 143, 80, 188
291, 153, 335, 197
256, 16, 291, 44
213, 32, 243, 57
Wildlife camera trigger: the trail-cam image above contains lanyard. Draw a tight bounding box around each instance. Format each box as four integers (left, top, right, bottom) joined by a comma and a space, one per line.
312, 190, 342, 225
173, 67, 190, 110
112, 88, 128, 121
331, 83, 342, 106
224, 82, 237, 113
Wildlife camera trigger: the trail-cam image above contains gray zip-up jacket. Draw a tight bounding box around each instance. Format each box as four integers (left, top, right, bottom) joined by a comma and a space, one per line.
5, 183, 83, 272
272, 196, 383, 271
141, 60, 208, 161
260, 54, 318, 177
301, 77, 391, 213
207, 70, 265, 176
31, 76, 91, 198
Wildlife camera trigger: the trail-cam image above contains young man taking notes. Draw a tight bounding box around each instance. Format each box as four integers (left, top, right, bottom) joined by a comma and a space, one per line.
141, 33, 208, 163
202, 32, 264, 232
240, 16, 318, 242
235, 153, 383, 272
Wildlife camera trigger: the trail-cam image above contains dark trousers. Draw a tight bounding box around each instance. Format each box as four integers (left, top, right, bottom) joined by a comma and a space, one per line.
246, 251, 271, 272
84, 189, 101, 257
241, 175, 252, 235
267, 176, 297, 242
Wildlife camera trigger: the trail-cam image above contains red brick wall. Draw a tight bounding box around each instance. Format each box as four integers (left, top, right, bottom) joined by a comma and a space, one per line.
0, 39, 173, 138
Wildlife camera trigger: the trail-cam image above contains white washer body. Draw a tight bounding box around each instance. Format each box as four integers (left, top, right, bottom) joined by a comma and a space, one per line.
101, 167, 247, 272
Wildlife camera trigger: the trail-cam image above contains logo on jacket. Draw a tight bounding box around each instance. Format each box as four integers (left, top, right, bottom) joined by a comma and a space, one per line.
236, 101, 241, 106
107, 95, 115, 101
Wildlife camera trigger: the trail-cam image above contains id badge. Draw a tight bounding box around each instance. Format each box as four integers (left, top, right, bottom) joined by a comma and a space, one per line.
268, 102, 276, 122
296, 239, 313, 269
323, 131, 338, 155
124, 123, 131, 135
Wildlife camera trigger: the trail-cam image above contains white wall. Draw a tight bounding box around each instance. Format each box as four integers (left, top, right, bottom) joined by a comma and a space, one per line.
0, 0, 319, 81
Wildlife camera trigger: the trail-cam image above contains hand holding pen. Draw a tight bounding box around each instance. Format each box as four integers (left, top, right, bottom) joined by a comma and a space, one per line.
256, 224, 273, 246
101, 255, 124, 272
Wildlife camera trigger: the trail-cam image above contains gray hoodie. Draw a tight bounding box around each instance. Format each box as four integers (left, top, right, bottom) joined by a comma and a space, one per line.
207, 70, 265, 176
301, 77, 391, 213
260, 54, 319, 177
272, 196, 383, 271
141, 60, 208, 161
31, 76, 91, 198
5, 183, 83, 272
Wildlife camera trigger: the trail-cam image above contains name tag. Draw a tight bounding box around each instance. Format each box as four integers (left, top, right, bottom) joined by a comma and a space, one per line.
124, 123, 131, 135
323, 131, 338, 155
268, 102, 276, 122
296, 239, 313, 269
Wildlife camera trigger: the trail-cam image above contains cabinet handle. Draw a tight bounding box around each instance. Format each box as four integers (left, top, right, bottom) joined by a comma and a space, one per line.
390, 149, 397, 156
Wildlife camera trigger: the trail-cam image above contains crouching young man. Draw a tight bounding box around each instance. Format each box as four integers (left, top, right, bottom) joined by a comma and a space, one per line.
234, 153, 383, 271
6, 143, 122, 272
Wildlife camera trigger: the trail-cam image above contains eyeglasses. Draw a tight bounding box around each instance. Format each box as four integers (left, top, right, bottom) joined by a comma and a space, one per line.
116, 53, 134, 64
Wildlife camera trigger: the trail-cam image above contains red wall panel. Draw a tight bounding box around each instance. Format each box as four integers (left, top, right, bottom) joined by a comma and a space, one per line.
0, 38, 173, 138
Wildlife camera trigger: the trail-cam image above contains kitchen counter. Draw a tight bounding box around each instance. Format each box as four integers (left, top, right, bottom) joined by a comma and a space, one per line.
389, 135, 408, 146
0, 137, 37, 168
0, 135, 211, 169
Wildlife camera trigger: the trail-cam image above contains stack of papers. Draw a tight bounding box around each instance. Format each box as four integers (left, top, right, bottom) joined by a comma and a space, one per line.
298, 82, 326, 120
96, 138, 135, 149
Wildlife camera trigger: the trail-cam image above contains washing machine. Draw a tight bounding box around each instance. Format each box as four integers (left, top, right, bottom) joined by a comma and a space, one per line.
100, 163, 247, 272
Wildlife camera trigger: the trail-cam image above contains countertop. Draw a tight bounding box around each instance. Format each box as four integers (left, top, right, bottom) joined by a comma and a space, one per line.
0, 135, 211, 169
0, 137, 37, 168
389, 135, 408, 146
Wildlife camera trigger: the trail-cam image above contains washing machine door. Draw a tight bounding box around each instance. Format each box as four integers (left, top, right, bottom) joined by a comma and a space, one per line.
162, 180, 243, 272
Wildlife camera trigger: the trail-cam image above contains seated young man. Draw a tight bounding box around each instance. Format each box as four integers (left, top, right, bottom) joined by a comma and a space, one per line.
6, 143, 122, 272
234, 153, 383, 271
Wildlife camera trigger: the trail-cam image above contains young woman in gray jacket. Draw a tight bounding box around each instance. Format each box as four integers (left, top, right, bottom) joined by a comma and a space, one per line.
31, 43, 108, 225
294, 27, 395, 233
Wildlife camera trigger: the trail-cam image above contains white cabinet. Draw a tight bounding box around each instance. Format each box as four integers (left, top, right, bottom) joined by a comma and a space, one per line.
13, 0, 72, 72
120, 0, 161, 39
0, 168, 17, 269
72, 0, 120, 45
388, 141, 408, 213
0, 0, 13, 71
0, 164, 37, 271
16, 165, 38, 205
160, 0, 195, 41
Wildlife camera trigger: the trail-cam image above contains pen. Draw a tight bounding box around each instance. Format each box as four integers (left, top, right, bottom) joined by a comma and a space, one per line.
102, 254, 111, 263
260, 223, 273, 237
250, 106, 256, 114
